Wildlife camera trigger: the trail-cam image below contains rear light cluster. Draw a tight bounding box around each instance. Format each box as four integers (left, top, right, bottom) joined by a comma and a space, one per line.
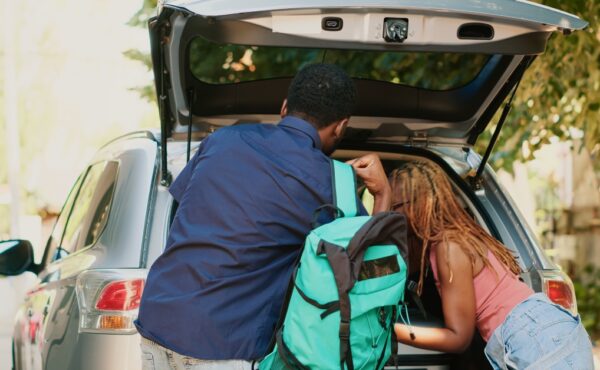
540, 271, 578, 315
76, 269, 147, 334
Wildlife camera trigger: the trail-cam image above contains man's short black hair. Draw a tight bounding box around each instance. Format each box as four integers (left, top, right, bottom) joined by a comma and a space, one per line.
287, 64, 357, 128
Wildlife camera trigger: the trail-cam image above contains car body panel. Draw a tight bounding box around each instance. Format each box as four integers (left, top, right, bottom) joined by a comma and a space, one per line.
165, 0, 587, 31
12, 135, 157, 370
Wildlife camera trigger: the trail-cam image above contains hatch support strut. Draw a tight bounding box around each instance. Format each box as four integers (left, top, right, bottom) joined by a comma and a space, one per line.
186, 88, 195, 162
155, 18, 172, 186
468, 59, 530, 189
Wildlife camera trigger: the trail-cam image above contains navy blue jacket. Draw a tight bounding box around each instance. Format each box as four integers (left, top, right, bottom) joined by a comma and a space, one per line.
136, 116, 364, 360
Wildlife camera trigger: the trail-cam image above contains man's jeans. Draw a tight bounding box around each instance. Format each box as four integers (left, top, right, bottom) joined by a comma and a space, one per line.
484, 293, 593, 370
140, 337, 254, 370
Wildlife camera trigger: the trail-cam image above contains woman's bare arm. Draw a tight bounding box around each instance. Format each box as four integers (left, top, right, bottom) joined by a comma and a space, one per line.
395, 241, 477, 353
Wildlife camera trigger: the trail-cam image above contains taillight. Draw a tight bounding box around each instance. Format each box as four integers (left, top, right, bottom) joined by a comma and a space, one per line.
95, 279, 144, 311
540, 271, 578, 315
76, 269, 147, 334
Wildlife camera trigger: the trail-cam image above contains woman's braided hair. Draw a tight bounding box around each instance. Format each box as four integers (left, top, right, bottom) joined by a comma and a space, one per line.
390, 161, 521, 295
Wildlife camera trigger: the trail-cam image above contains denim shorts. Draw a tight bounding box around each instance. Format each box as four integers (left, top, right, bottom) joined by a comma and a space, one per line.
484, 293, 594, 370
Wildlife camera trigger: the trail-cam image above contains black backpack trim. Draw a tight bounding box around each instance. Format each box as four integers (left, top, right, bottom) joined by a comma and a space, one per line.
276, 327, 310, 370
292, 270, 340, 319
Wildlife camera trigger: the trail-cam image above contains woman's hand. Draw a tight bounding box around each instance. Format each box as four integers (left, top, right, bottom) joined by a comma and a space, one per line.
347, 153, 391, 213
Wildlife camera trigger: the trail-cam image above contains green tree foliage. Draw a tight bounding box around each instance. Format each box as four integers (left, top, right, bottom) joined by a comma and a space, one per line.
475, 0, 600, 171
127, 0, 158, 28
128, 0, 599, 170
573, 265, 600, 339
188, 39, 487, 90
123, 48, 156, 102
125, 0, 158, 102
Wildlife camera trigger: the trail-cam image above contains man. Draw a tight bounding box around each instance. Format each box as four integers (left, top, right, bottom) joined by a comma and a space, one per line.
135, 64, 391, 369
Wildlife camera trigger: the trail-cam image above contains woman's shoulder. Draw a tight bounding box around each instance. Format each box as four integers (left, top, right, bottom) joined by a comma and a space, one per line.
430, 238, 482, 278
430, 239, 467, 260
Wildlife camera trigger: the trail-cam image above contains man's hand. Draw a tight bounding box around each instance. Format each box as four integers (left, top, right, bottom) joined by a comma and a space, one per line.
347, 154, 391, 213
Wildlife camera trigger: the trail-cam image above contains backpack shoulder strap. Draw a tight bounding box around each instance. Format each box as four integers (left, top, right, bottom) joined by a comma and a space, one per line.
331, 160, 359, 218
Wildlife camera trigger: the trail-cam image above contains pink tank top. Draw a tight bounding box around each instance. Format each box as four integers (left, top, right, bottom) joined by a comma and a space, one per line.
429, 247, 533, 341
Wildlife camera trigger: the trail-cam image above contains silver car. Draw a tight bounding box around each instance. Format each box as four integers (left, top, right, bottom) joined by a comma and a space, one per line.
2, 1, 586, 369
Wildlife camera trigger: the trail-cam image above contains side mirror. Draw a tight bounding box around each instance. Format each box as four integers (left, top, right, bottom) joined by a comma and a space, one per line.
0, 239, 35, 276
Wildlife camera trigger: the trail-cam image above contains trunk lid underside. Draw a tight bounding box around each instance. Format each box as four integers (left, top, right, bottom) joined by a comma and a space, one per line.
149, 1, 586, 147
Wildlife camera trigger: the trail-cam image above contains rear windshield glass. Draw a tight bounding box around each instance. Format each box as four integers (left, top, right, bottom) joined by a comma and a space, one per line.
189, 37, 490, 91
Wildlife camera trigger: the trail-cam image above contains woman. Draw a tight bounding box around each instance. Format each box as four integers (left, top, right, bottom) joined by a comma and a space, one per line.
390, 161, 593, 369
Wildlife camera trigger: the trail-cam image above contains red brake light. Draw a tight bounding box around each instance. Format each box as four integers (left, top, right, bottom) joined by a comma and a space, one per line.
544, 279, 574, 310
95, 279, 145, 311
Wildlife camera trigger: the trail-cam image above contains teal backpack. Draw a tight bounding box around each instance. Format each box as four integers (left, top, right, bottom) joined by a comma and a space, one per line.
259, 160, 409, 370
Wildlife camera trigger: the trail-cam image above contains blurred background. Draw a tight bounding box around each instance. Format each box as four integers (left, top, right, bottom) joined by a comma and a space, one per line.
0, 0, 598, 368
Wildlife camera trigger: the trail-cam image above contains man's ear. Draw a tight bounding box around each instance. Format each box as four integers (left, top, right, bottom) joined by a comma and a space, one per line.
280, 99, 288, 118
333, 118, 350, 139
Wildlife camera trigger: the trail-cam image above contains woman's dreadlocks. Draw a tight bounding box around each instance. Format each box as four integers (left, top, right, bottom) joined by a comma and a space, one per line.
390, 161, 521, 295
